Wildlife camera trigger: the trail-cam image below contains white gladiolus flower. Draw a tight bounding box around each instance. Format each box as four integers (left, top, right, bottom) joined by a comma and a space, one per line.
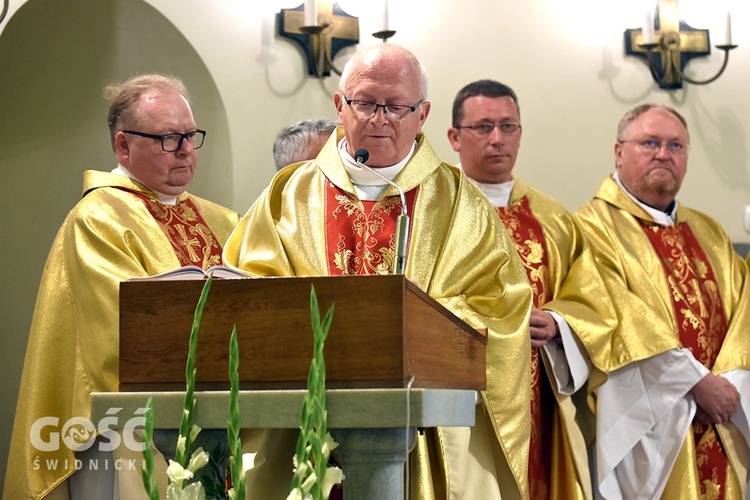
242, 452, 255, 474
294, 459, 310, 479
300, 471, 317, 492
286, 489, 304, 500
181, 482, 207, 500
321, 433, 339, 455
321, 466, 345, 497
188, 424, 201, 442
166, 481, 206, 500
187, 447, 209, 473
166, 460, 193, 486
176, 436, 187, 457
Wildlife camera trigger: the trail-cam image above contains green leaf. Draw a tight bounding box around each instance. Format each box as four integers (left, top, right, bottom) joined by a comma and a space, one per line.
176, 275, 212, 466
140, 398, 159, 500
228, 326, 245, 500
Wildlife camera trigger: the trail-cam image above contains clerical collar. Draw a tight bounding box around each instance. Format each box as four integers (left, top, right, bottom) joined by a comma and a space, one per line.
460, 164, 514, 207
612, 171, 677, 226
112, 164, 180, 205
338, 139, 416, 201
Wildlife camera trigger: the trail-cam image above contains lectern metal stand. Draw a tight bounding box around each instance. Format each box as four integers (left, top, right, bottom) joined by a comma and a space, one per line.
91, 388, 476, 499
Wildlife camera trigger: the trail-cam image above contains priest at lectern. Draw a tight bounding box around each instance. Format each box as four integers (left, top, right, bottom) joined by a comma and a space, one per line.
223, 44, 534, 499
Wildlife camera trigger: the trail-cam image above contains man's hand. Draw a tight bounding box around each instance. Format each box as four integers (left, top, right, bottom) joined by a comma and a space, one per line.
690, 373, 740, 425
530, 308, 559, 348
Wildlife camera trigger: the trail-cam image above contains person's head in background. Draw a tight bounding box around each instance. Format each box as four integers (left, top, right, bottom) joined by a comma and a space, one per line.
447, 79, 522, 184
273, 118, 338, 170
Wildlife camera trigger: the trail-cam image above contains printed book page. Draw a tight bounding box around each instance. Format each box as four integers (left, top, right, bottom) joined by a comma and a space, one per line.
127, 265, 252, 280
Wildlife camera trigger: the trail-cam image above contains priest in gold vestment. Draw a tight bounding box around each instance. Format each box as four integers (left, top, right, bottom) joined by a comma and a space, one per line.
448, 79, 617, 500
570, 104, 750, 499
224, 45, 533, 499
4, 75, 239, 499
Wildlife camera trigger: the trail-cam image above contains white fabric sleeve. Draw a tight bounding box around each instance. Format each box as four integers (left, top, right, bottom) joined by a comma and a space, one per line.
542, 311, 590, 395
596, 348, 709, 500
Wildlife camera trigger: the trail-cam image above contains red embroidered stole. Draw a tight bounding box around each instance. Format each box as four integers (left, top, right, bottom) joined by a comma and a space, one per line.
496, 195, 553, 499
640, 220, 729, 499
324, 183, 417, 275
133, 193, 224, 269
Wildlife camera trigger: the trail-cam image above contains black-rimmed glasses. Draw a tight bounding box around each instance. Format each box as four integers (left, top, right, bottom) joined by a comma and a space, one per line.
342, 93, 424, 120
122, 129, 206, 152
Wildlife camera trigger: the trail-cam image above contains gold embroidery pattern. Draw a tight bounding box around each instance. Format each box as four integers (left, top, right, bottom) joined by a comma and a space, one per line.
496, 200, 551, 307
496, 196, 553, 499
139, 195, 223, 269
694, 422, 725, 500
645, 224, 725, 367
640, 221, 729, 499
330, 193, 400, 275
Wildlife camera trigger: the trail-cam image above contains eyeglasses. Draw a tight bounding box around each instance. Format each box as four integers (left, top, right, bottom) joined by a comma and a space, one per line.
455, 122, 521, 137
619, 139, 689, 156
342, 93, 424, 120
122, 129, 206, 152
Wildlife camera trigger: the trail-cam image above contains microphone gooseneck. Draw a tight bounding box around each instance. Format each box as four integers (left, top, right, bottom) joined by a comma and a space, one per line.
353, 148, 410, 274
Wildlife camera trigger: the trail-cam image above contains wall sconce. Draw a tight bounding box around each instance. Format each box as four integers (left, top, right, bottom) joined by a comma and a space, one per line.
624, 0, 737, 89
278, 0, 396, 78
0, 0, 9, 26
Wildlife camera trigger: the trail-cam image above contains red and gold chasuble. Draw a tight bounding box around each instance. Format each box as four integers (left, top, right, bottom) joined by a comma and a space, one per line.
134, 192, 225, 269
496, 195, 554, 500
324, 183, 417, 275
322, 182, 416, 500
640, 220, 730, 500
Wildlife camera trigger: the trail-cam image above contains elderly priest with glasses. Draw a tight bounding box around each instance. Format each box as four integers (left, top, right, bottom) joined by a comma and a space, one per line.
223, 43, 534, 499
568, 104, 750, 499
5, 74, 239, 499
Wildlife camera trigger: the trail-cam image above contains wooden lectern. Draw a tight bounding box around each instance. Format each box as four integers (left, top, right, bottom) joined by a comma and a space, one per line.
111, 274, 486, 499
119, 274, 487, 392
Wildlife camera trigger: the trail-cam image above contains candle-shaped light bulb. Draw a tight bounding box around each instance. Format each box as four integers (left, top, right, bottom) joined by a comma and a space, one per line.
377, 0, 390, 33
724, 11, 733, 45
643, 9, 655, 44
304, 0, 318, 27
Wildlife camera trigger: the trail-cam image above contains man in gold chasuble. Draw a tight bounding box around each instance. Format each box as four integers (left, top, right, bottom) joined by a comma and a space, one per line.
4, 75, 240, 499
569, 104, 750, 499
448, 79, 615, 500
223, 45, 533, 499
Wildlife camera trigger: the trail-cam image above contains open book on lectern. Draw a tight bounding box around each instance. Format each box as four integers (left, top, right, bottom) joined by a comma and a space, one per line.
127, 264, 251, 280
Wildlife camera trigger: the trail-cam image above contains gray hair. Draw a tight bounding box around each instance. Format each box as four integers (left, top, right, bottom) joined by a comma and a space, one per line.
616, 103, 689, 141
273, 118, 338, 170
104, 74, 190, 149
339, 44, 428, 100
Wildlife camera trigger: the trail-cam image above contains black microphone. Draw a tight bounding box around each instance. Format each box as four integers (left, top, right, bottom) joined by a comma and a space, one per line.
353, 148, 410, 274
355, 148, 369, 164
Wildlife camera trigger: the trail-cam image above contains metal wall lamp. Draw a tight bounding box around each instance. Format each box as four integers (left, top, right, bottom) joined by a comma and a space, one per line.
1, 0, 9, 26
278, 0, 396, 78
624, 0, 737, 90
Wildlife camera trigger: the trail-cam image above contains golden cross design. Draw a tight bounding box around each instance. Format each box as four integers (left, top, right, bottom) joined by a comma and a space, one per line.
175, 224, 202, 263
624, 0, 711, 89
